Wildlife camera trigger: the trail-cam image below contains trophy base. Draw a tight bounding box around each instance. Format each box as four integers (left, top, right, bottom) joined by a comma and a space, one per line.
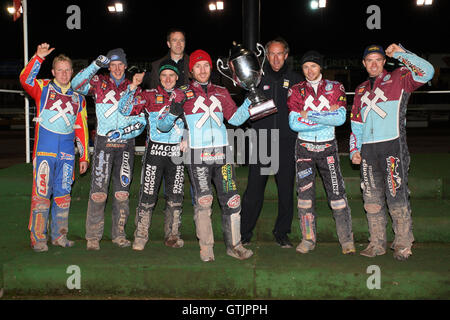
249, 99, 277, 121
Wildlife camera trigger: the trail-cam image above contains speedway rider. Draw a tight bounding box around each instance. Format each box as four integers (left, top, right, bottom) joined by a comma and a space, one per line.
117, 60, 185, 251
287, 50, 355, 255
158, 49, 253, 262
350, 43, 434, 260
72, 48, 146, 250
20, 43, 89, 252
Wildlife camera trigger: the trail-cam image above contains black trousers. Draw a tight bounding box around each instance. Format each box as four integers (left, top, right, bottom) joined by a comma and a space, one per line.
240, 136, 296, 240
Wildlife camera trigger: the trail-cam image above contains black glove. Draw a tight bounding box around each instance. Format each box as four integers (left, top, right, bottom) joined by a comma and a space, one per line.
127, 65, 146, 75
169, 99, 185, 117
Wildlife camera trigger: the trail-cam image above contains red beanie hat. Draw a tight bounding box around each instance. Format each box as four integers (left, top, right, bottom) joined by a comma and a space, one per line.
189, 49, 212, 71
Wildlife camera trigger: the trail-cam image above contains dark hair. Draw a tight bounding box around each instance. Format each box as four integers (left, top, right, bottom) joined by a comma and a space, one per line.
166, 28, 186, 42
265, 37, 290, 55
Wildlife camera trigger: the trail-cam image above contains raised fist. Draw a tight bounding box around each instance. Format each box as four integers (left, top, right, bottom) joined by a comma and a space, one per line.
36, 43, 55, 59
95, 55, 110, 68
385, 43, 405, 58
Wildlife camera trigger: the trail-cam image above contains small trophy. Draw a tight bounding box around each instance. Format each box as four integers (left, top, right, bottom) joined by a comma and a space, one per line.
217, 42, 277, 120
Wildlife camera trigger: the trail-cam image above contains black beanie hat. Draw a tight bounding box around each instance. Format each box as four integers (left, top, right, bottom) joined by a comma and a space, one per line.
158, 59, 180, 75
301, 50, 323, 68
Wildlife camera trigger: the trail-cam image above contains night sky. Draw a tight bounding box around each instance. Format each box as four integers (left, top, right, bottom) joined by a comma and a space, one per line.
2, 0, 450, 63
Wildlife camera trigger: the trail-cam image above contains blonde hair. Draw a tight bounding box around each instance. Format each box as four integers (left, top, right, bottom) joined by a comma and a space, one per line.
52, 54, 72, 69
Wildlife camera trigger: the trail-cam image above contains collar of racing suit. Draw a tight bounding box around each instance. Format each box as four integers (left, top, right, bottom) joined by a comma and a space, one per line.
306, 73, 323, 94
192, 80, 210, 94
110, 73, 125, 87
368, 69, 387, 90
53, 79, 71, 94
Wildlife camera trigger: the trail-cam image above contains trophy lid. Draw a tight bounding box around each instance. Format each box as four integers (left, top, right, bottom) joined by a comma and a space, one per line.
229, 41, 252, 60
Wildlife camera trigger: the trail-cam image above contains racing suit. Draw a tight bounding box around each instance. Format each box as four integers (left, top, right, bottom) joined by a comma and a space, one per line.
350, 49, 434, 252
72, 61, 146, 244
20, 54, 89, 247
288, 77, 354, 252
158, 81, 251, 259
118, 85, 185, 247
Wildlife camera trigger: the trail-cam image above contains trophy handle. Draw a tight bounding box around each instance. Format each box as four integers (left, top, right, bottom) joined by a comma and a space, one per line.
217, 58, 238, 86
256, 43, 266, 76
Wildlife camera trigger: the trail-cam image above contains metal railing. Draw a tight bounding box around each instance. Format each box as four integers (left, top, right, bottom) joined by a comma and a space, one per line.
1, 88, 449, 163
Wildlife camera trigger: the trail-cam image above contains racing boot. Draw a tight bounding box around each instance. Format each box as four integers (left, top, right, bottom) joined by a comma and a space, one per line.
200, 246, 215, 262
297, 210, 316, 253
227, 244, 253, 260
112, 236, 131, 248
390, 205, 414, 261
330, 199, 355, 255
194, 196, 215, 262
86, 192, 107, 243
111, 191, 131, 245
86, 239, 100, 251
360, 211, 387, 257
223, 213, 253, 260
133, 204, 154, 251
29, 197, 51, 253
32, 242, 48, 253
52, 235, 74, 248
296, 240, 315, 254
341, 242, 356, 255
132, 237, 147, 251
164, 201, 184, 248
360, 243, 386, 257
393, 246, 412, 261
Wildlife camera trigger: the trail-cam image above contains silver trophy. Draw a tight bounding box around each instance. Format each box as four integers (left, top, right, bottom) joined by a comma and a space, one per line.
217, 42, 277, 120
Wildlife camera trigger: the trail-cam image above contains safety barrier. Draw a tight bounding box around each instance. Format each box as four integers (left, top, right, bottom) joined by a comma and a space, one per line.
1, 88, 449, 163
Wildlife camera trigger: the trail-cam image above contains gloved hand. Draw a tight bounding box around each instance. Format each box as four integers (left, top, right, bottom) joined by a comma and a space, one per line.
94, 55, 110, 68
127, 65, 146, 75
169, 99, 185, 117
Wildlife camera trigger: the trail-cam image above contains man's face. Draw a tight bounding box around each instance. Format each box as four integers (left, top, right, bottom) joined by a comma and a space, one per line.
302, 62, 321, 82
363, 53, 386, 78
160, 69, 178, 90
167, 32, 186, 56
52, 60, 73, 86
267, 42, 288, 72
191, 60, 211, 83
109, 61, 126, 80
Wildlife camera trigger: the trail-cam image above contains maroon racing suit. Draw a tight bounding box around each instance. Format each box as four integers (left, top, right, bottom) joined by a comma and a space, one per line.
288, 77, 354, 252
158, 80, 252, 259
118, 85, 185, 248
350, 49, 435, 256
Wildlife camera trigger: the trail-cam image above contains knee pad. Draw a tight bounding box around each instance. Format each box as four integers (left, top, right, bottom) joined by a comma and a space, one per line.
115, 191, 129, 201
167, 200, 183, 210
91, 192, 107, 203
196, 195, 213, 208
227, 194, 241, 212
31, 195, 51, 212
364, 203, 382, 214
330, 199, 347, 211
55, 195, 71, 209
298, 199, 312, 209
